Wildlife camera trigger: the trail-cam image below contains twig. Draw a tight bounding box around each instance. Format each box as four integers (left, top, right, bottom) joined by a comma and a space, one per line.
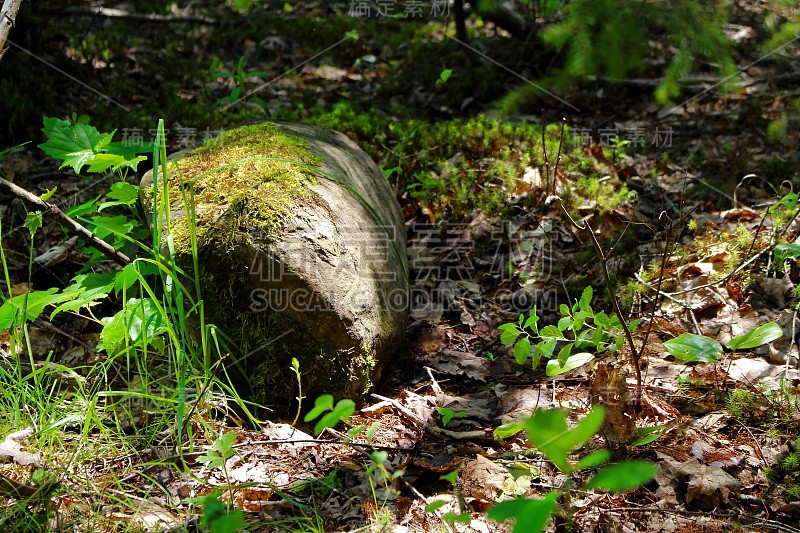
546, 123, 642, 403
639, 215, 675, 349
647, 248, 766, 297
371, 394, 490, 441
0, 175, 130, 266
572, 211, 642, 401
398, 475, 455, 533
57, 6, 216, 25
0, 0, 23, 61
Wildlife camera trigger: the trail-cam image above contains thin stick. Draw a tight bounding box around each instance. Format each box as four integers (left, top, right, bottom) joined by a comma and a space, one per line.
371, 394, 489, 441
560, 206, 643, 402
57, 6, 216, 25
0, 0, 23, 60
0, 175, 130, 266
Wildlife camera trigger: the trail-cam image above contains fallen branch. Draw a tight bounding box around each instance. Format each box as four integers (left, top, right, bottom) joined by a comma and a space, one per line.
371, 393, 490, 441
58, 6, 216, 25
0, 176, 131, 267
0, 0, 24, 61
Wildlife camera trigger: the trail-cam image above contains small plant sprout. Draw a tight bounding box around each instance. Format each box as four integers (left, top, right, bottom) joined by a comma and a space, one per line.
290, 357, 303, 427
434, 406, 467, 427
185, 490, 245, 533
437, 69, 453, 86
198, 431, 240, 512
663, 322, 783, 362
304, 394, 356, 436
499, 286, 638, 377
490, 407, 657, 533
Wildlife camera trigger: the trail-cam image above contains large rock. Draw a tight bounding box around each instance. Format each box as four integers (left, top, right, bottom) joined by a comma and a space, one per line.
139, 121, 408, 406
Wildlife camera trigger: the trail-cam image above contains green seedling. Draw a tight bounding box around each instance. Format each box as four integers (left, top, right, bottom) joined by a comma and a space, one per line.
489, 407, 657, 533
437, 69, 453, 86
499, 286, 639, 376
185, 490, 245, 533
434, 406, 467, 427
304, 394, 356, 436
664, 322, 783, 362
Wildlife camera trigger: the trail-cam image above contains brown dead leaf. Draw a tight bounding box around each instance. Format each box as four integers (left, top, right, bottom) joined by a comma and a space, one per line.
495, 384, 552, 424
755, 274, 794, 306
33, 236, 78, 267
721, 207, 760, 221
427, 350, 490, 382
459, 455, 512, 501
0, 428, 44, 467
662, 456, 740, 511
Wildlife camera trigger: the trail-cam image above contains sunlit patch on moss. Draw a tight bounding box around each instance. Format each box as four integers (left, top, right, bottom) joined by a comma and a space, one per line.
161, 122, 322, 253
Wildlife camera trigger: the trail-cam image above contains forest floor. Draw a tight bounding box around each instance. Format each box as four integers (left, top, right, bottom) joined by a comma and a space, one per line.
0, 1, 800, 532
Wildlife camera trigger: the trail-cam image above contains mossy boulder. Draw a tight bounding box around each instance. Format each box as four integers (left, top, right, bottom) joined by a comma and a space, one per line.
139, 121, 409, 407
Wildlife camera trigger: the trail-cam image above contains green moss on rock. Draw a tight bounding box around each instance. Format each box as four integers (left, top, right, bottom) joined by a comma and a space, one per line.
155, 122, 322, 254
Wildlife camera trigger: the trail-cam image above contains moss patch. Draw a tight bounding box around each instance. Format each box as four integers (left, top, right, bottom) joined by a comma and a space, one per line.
154, 122, 322, 253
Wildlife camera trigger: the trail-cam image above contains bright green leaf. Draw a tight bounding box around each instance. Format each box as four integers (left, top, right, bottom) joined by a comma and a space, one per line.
631, 425, 666, 447
436, 407, 466, 427
51, 272, 115, 318
39, 187, 57, 202
726, 322, 783, 350
425, 501, 447, 512
304, 394, 334, 422
440, 471, 458, 484
539, 325, 564, 340
663, 333, 723, 362
488, 492, 559, 533
514, 336, 531, 364
500, 324, 522, 345
313, 399, 355, 435
576, 449, 611, 470
579, 286, 594, 314
439, 470, 458, 485
563, 406, 605, 451
523, 311, 539, 331
494, 422, 524, 441
0, 288, 65, 331
38, 117, 115, 173
105, 181, 140, 205
556, 342, 573, 366
210, 511, 245, 533
583, 461, 658, 492
213, 431, 237, 458
546, 352, 594, 376
775, 243, 800, 265
24, 211, 42, 235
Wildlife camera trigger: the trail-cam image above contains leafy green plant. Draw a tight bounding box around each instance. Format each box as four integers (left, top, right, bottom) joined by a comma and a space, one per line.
209, 56, 270, 115
490, 407, 657, 532
499, 286, 638, 376
541, 0, 734, 104
663, 322, 783, 362
186, 490, 246, 533
434, 406, 467, 427
195, 431, 244, 530
199, 431, 238, 477
304, 394, 356, 436
38, 115, 151, 174
424, 471, 471, 525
